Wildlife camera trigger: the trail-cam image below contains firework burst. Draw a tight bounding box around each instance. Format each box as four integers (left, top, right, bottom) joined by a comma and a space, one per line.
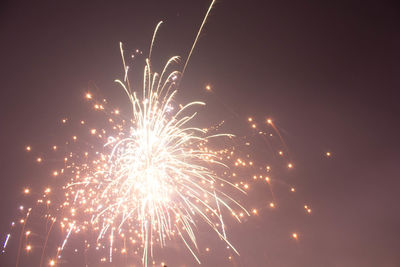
2, 1, 312, 266
67, 39, 248, 265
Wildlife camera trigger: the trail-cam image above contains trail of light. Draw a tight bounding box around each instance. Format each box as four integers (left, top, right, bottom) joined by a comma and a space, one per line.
60, 223, 74, 253
109, 228, 114, 263
182, 0, 216, 75
16, 208, 31, 267
40, 218, 56, 267
2, 234, 10, 253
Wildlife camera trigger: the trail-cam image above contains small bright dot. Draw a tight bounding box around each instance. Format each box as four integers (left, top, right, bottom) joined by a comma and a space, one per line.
248, 117, 253, 122
26, 245, 31, 251
252, 124, 256, 128
269, 202, 275, 208
252, 209, 258, 214
292, 233, 298, 239
49, 259, 55, 266
205, 247, 210, 252
114, 109, 120, 115
288, 163, 293, 168
72, 136, 77, 141
53, 171, 58, 176
26, 146, 31, 151
90, 129, 96, 135
205, 85, 211, 91
36, 157, 42, 163
290, 187, 295, 192
326, 152, 331, 157
278, 151, 283, 156
86, 93, 92, 99
24, 188, 30, 194
62, 119, 67, 124
267, 118, 272, 124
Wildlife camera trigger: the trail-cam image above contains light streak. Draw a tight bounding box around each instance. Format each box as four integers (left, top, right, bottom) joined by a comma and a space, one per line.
2, 234, 10, 253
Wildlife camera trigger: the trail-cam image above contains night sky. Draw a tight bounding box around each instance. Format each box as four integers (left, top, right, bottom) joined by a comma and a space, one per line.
0, 0, 399, 266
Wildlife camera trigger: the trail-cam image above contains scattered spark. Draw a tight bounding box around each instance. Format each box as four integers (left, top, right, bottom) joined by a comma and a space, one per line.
292, 233, 298, 240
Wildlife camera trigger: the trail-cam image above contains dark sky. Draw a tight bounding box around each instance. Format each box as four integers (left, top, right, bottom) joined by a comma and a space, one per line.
0, 0, 399, 266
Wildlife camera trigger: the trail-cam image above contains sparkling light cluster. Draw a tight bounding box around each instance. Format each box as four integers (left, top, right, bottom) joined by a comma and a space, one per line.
1, 2, 319, 266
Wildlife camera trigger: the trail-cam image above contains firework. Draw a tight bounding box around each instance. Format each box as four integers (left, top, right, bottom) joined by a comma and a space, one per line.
56, 41, 250, 265
2, 1, 311, 266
